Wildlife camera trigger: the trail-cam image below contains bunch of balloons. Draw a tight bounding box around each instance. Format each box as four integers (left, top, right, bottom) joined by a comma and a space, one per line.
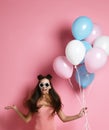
53, 16, 109, 88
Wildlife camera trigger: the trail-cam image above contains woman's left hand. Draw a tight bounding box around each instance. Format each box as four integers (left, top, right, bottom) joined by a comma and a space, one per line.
78, 107, 87, 117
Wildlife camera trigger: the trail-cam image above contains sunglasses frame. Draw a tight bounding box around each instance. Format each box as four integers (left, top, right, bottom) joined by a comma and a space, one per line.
39, 82, 50, 88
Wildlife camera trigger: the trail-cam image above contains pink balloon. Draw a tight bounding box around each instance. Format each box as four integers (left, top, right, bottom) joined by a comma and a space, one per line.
85, 47, 108, 73
53, 56, 73, 79
85, 23, 102, 45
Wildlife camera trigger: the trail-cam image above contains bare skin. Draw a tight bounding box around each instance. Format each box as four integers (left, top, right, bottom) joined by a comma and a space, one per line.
5, 78, 87, 123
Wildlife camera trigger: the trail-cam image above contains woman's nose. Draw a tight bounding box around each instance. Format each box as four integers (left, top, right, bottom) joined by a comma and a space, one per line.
42, 86, 46, 89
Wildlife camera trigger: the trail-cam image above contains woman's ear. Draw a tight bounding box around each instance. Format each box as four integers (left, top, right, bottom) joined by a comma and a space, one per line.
37, 75, 44, 80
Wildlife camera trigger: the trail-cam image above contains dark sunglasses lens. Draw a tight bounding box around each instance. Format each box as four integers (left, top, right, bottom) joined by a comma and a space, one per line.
39, 83, 43, 87
45, 83, 49, 87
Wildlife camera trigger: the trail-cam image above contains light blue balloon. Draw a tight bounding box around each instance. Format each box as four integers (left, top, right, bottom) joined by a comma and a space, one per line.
82, 41, 92, 53
80, 41, 92, 64
72, 16, 93, 40
75, 64, 95, 88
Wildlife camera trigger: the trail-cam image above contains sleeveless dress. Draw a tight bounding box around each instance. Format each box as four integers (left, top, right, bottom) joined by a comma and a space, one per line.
35, 105, 56, 130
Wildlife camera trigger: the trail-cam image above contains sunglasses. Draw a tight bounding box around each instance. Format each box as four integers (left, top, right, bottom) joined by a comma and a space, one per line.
39, 83, 50, 87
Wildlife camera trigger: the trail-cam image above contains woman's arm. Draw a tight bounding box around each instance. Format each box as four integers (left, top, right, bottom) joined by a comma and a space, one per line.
5, 105, 33, 123
57, 107, 87, 122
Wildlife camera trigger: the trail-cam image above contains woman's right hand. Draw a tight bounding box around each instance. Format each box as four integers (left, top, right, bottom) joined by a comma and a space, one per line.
4, 105, 17, 110
5, 105, 32, 123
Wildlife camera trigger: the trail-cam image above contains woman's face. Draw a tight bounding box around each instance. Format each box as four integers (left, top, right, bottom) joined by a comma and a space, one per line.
39, 78, 51, 95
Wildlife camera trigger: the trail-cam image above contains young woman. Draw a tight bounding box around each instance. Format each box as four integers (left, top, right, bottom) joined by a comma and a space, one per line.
5, 74, 87, 130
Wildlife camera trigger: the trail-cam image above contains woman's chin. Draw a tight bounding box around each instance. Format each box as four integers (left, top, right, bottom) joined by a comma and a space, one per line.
42, 91, 48, 95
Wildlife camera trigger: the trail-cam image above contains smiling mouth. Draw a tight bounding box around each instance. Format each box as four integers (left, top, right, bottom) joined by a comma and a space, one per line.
42, 89, 47, 91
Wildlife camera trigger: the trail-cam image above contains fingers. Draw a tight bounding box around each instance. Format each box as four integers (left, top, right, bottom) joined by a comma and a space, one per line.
83, 107, 88, 111
82, 107, 88, 114
81, 107, 88, 114
82, 107, 87, 110
4, 106, 11, 110
79, 107, 88, 118
4, 105, 15, 110
84, 107, 87, 110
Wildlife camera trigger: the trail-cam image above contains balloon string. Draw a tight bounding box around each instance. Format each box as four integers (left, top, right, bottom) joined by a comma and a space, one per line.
82, 89, 90, 130
68, 78, 90, 130
87, 83, 93, 97
68, 78, 82, 107
74, 65, 82, 95
75, 66, 91, 130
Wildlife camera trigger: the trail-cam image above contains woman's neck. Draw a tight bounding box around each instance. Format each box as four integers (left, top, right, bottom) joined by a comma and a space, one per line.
42, 93, 49, 98
39, 94, 51, 104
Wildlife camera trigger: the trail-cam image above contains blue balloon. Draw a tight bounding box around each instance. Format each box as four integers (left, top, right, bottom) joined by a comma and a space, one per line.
80, 40, 92, 64
82, 41, 92, 53
72, 16, 93, 40
75, 64, 95, 88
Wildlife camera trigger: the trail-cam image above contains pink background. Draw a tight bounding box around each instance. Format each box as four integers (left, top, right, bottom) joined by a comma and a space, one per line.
0, 0, 109, 130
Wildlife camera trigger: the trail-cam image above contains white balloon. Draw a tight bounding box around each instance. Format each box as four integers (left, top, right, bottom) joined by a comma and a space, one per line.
65, 40, 86, 65
94, 35, 109, 55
